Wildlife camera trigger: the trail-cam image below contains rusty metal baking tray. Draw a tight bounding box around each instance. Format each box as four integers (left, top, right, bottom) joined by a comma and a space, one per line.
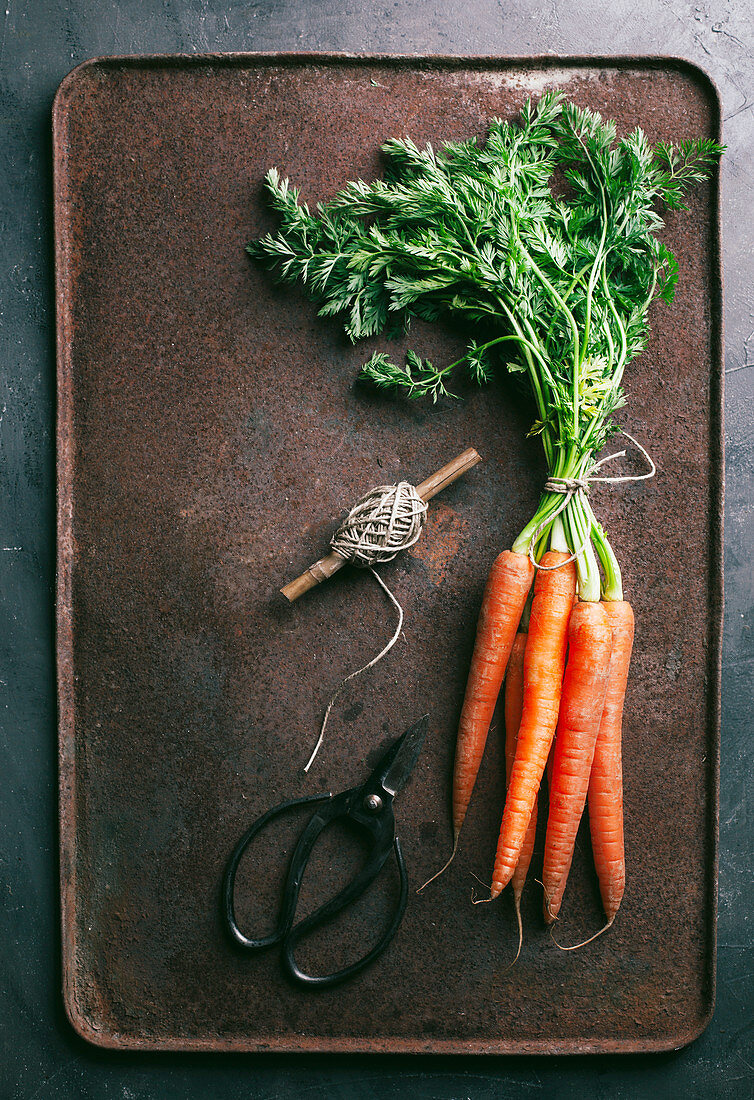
54, 53, 723, 1054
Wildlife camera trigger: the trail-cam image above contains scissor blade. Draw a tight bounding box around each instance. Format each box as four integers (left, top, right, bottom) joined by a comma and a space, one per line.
380, 715, 429, 798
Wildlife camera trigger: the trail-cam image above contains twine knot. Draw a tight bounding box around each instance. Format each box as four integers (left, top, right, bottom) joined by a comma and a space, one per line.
330, 481, 427, 567
528, 431, 657, 571
544, 475, 589, 495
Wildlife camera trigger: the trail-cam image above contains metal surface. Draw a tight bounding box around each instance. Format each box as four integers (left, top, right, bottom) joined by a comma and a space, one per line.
54, 54, 722, 1054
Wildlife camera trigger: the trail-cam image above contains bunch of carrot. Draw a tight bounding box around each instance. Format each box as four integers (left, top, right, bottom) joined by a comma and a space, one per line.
250, 92, 722, 942
443, 546, 633, 942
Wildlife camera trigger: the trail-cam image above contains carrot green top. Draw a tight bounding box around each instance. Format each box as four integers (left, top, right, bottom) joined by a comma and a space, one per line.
249, 94, 723, 602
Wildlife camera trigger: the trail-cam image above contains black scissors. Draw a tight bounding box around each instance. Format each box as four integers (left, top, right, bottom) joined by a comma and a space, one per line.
222, 714, 428, 988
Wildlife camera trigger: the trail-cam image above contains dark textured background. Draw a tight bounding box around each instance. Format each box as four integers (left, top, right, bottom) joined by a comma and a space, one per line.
1, 1, 752, 1097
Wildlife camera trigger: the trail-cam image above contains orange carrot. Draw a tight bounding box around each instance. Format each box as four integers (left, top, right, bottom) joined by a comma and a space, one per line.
545, 594, 579, 791
452, 550, 534, 836
504, 631, 537, 958
490, 551, 576, 898
418, 550, 533, 891
542, 601, 613, 924
588, 600, 634, 924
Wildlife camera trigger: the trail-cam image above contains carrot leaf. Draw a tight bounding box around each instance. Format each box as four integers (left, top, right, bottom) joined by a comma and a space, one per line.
249, 95, 723, 600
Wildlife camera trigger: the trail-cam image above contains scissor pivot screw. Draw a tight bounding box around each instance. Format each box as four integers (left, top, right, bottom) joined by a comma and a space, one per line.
364, 793, 383, 813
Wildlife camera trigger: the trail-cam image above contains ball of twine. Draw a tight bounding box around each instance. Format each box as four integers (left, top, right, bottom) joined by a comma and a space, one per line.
303, 480, 427, 773
330, 481, 427, 567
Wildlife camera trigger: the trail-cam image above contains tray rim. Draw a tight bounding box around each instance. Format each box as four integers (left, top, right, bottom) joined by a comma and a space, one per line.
53, 50, 724, 1056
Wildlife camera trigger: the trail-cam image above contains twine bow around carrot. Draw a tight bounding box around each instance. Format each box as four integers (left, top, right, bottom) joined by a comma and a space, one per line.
527, 432, 657, 572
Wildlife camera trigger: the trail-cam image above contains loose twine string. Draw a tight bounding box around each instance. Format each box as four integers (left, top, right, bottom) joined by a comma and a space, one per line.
303, 482, 427, 772
528, 431, 656, 571
304, 432, 654, 772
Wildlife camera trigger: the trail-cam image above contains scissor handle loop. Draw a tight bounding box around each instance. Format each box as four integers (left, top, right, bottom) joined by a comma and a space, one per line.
223, 791, 332, 950
222, 787, 409, 986
283, 836, 408, 988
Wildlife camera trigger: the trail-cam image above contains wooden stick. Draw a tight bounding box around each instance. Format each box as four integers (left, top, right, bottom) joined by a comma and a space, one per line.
280, 447, 482, 602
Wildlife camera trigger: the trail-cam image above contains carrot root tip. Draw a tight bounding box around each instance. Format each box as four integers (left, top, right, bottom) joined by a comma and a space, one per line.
416, 834, 459, 894
536, 878, 559, 924
549, 917, 615, 952
504, 895, 524, 973
470, 889, 492, 905
469, 870, 495, 904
